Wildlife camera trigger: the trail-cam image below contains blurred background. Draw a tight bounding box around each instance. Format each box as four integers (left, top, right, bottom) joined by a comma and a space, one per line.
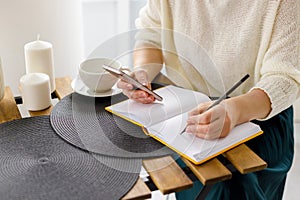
0, 0, 298, 199
0, 0, 146, 96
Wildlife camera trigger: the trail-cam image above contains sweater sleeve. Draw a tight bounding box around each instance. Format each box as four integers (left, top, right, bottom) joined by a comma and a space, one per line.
251, 0, 300, 120
134, 0, 162, 49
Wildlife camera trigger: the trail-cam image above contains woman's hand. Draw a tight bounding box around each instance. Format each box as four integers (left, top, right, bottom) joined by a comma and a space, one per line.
185, 88, 271, 139
116, 69, 155, 104
185, 100, 238, 140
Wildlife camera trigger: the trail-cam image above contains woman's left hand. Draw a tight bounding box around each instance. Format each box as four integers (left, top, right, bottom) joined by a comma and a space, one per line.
185, 100, 238, 140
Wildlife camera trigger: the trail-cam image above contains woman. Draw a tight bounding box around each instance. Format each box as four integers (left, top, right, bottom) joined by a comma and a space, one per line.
117, 0, 300, 199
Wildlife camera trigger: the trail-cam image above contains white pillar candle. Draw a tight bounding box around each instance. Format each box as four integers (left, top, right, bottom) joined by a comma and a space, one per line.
20, 73, 51, 111
24, 35, 55, 92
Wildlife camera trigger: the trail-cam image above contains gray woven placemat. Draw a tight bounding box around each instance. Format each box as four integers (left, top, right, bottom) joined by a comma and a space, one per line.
0, 116, 141, 200
50, 91, 174, 158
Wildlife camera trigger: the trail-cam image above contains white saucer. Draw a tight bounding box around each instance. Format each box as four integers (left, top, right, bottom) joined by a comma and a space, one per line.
71, 77, 122, 97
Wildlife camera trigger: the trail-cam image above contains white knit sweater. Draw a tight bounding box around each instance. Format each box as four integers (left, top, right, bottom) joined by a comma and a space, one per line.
135, 0, 300, 120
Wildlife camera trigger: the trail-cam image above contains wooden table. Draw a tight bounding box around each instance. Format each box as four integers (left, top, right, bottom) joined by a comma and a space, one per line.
0, 76, 267, 199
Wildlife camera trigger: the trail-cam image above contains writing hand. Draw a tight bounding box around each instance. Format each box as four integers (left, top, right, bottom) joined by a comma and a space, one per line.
116, 69, 155, 104
185, 100, 236, 140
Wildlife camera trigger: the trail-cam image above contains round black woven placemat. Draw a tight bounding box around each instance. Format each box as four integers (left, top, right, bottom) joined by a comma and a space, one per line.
50, 86, 174, 158
0, 116, 141, 200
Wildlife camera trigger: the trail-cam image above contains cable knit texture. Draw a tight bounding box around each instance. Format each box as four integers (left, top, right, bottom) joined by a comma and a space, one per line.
135, 0, 300, 120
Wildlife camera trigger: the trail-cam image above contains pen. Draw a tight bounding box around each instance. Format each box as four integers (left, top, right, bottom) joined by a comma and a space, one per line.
180, 74, 250, 134
102, 65, 163, 101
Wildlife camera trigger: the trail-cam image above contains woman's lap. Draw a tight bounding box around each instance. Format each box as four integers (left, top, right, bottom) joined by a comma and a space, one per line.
176, 106, 294, 200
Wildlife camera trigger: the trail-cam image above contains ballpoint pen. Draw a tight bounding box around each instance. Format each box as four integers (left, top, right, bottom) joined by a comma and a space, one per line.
102, 64, 163, 101
180, 74, 250, 134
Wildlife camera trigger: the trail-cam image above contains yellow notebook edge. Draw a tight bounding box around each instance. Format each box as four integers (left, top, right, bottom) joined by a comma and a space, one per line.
105, 104, 264, 165
144, 129, 264, 165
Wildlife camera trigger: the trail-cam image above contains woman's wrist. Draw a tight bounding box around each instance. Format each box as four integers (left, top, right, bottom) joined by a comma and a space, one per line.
225, 89, 272, 126
133, 45, 163, 82
133, 64, 163, 82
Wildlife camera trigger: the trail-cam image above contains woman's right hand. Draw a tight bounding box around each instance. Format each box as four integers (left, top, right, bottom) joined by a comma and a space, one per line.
116, 68, 155, 104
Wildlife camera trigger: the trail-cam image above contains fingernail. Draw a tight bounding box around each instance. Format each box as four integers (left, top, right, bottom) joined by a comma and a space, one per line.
186, 127, 191, 132
141, 82, 148, 87
187, 119, 194, 124
127, 84, 133, 89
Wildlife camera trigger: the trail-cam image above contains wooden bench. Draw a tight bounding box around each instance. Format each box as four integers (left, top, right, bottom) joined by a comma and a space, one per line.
0, 76, 267, 199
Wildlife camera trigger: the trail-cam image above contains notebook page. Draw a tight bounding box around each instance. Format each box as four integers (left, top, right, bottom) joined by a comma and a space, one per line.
147, 113, 262, 163
107, 85, 210, 127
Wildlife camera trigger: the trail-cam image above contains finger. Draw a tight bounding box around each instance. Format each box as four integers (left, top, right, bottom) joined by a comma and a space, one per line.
186, 120, 222, 136
133, 91, 155, 103
117, 80, 133, 90
186, 121, 222, 140
187, 109, 217, 125
187, 111, 213, 125
123, 89, 155, 103
119, 69, 155, 103
187, 103, 228, 125
188, 102, 212, 116
186, 114, 231, 139
134, 69, 150, 86
186, 123, 210, 135
123, 89, 146, 98
135, 96, 155, 104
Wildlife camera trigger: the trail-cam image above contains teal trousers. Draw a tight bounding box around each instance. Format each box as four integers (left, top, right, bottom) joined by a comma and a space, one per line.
176, 106, 294, 200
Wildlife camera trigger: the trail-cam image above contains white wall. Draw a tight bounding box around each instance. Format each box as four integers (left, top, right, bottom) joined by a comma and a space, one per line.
81, 0, 146, 65
82, 0, 118, 58
0, 0, 146, 96
0, 0, 84, 96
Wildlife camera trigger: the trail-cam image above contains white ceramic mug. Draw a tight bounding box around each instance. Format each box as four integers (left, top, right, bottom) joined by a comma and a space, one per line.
79, 58, 123, 93
0, 57, 4, 101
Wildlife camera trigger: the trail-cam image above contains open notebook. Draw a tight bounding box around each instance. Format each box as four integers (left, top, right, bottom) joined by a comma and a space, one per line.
106, 85, 263, 165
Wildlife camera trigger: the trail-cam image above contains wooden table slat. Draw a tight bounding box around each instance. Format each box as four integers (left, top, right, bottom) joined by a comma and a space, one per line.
223, 144, 267, 174
54, 76, 73, 99
182, 157, 232, 185
143, 156, 193, 194
121, 178, 152, 200
0, 87, 22, 123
